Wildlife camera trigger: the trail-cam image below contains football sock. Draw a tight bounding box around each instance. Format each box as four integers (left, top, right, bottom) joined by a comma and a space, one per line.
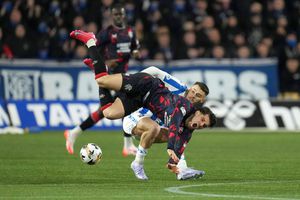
68, 126, 82, 142
134, 145, 147, 165
177, 154, 188, 171
88, 46, 107, 76
86, 39, 96, 48
123, 132, 134, 149
70, 126, 82, 135
79, 111, 103, 131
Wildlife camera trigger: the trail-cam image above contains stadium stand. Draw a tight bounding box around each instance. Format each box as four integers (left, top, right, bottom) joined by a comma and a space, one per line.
0, 0, 299, 97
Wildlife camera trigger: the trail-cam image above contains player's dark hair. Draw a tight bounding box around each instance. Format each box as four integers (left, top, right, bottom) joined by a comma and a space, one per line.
111, 3, 124, 11
194, 82, 209, 95
194, 104, 217, 128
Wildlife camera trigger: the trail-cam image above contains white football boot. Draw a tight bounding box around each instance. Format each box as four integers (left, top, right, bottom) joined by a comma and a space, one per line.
130, 161, 148, 180
177, 167, 205, 180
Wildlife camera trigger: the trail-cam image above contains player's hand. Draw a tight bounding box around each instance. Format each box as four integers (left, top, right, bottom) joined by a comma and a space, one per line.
166, 163, 179, 174
167, 149, 179, 163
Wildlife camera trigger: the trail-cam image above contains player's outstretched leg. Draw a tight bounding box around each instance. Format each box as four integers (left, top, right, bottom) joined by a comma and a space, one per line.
69, 30, 108, 78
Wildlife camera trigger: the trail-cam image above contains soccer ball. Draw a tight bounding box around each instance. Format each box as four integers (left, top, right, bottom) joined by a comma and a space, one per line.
80, 143, 102, 165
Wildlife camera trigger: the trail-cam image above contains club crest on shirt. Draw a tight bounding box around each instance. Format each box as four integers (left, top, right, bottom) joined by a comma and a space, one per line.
124, 84, 132, 91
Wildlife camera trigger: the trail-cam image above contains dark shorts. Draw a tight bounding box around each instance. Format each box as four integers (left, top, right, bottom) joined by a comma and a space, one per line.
118, 72, 156, 116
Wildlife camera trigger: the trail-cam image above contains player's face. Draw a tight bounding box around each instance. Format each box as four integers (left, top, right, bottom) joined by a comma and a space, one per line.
112, 8, 126, 27
188, 111, 210, 130
185, 85, 206, 104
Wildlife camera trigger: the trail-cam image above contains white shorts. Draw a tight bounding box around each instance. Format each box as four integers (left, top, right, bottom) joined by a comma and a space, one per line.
122, 109, 153, 135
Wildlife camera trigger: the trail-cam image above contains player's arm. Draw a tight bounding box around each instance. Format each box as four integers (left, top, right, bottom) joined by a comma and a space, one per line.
142, 66, 187, 94
130, 28, 140, 59
167, 129, 192, 173
83, 29, 110, 71
168, 129, 192, 162
166, 108, 185, 163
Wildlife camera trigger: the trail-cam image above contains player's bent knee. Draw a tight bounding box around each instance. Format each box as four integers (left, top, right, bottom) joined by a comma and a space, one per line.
103, 108, 122, 120
96, 76, 107, 87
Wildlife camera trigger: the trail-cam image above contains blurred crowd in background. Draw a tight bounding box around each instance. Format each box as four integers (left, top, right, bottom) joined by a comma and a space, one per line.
0, 0, 299, 96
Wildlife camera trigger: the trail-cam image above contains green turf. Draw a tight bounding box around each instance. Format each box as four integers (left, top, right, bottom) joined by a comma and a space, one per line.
0, 131, 300, 199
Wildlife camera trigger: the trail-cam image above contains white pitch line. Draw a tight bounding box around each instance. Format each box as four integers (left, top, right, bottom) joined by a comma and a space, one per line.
165, 180, 300, 200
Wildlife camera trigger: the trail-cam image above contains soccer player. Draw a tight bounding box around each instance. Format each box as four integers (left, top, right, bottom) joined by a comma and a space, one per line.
122, 67, 209, 180
65, 4, 140, 156
69, 29, 217, 180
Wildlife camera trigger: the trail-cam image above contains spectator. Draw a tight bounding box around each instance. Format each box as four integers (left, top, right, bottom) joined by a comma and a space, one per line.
74, 46, 88, 59
0, 28, 12, 58
134, 19, 150, 60
280, 57, 300, 99
222, 14, 240, 44
211, 45, 225, 59
192, 0, 208, 25
255, 43, 272, 58
176, 30, 201, 59
0, 0, 298, 66
7, 24, 36, 58
196, 15, 215, 47
247, 11, 265, 47
228, 32, 247, 57
237, 46, 251, 58
86, 22, 98, 34
151, 26, 174, 63
284, 32, 299, 58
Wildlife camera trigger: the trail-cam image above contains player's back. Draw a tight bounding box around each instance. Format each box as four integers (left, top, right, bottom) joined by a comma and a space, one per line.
145, 83, 193, 126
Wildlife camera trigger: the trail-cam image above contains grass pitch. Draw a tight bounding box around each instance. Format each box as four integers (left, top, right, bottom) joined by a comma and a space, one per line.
0, 130, 300, 199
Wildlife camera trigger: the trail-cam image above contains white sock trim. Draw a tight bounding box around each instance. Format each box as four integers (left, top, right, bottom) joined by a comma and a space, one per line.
70, 126, 82, 135
134, 145, 147, 164
137, 145, 147, 154
86, 39, 96, 48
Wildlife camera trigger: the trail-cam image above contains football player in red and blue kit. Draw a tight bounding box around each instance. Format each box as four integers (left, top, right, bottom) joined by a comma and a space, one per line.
65, 4, 140, 157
